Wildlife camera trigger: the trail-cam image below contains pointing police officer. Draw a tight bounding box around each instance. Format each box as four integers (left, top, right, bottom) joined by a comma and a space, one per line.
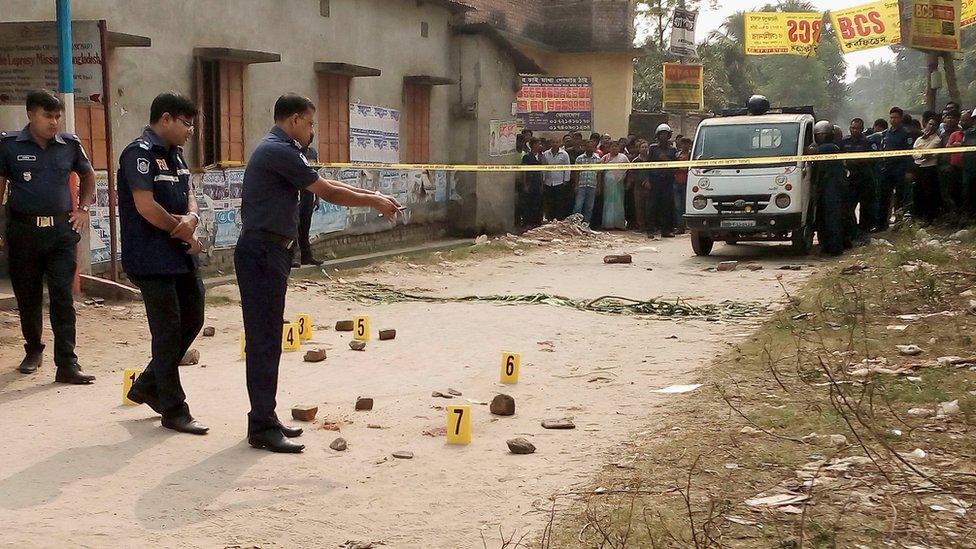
118, 92, 209, 435
237, 94, 401, 453
0, 90, 97, 384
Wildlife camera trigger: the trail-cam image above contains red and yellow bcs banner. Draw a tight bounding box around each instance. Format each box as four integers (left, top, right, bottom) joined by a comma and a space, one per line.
829, 1, 902, 53
744, 12, 823, 56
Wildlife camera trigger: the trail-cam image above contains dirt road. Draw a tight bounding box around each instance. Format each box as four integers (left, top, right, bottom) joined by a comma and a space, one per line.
0, 234, 817, 548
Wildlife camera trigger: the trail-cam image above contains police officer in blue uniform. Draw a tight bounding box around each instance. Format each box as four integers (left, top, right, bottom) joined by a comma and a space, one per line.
877, 107, 915, 231
0, 90, 96, 384
812, 120, 846, 256
237, 94, 401, 453
118, 92, 209, 435
840, 118, 879, 240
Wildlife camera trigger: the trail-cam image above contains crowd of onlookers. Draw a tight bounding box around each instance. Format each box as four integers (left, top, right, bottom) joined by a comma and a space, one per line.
515, 100, 976, 252
809, 101, 976, 256
515, 126, 692, 239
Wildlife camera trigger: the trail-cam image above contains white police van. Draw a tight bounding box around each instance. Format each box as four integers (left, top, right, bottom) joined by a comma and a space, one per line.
684, 97, 817, 256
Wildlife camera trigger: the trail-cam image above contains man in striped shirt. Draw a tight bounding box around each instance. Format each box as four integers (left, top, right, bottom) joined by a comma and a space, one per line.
572, 138, 601, 224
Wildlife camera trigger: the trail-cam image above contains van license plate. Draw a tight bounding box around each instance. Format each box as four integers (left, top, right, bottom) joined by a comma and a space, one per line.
721, 219, 756, 228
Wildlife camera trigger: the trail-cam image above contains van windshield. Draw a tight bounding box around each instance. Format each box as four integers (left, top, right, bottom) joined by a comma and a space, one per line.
694, 123, 800, 166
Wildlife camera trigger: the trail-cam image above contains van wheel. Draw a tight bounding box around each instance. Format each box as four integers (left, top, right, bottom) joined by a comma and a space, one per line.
691, 231, 714, 256
791, 225, 814, 255
725, 238, 739, 245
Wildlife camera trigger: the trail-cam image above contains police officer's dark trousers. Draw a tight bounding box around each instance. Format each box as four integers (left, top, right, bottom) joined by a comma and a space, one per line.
645, 180, 675, 234
847, 168, 876, 233
291, 189, 316, 263
127, 272, 204, 418
235, 231, 291, 434
6, 214, 79, 367
818, 176, 845, 255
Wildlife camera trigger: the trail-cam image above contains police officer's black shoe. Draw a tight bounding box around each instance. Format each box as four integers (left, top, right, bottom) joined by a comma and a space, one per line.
248, 428, 305, 453
54, 364, 96, 384
290, 260, 301, 269
277, 423, 304, 438
17, 351, 42, 374
161, 414, 209, 435
127, 385, 163, 415
301, 256, 324, 266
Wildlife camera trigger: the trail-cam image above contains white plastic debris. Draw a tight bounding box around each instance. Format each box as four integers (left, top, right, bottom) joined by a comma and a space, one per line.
651, 384, 702, 394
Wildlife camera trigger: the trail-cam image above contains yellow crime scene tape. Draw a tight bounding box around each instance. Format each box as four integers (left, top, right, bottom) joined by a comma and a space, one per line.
201, 146, 976, 173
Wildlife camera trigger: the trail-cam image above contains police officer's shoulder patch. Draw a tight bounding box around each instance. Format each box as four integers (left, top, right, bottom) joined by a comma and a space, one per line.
59, 132, 81, 142
0, 131, 15, 140
136, 157, 151, 175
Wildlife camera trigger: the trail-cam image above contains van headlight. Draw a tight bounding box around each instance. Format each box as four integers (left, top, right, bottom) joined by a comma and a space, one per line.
775, 193, 791, 209
775, 175, 788, 186
692, 195, 708, 210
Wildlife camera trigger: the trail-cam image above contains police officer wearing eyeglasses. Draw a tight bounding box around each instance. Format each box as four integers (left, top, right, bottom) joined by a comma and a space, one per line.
0, 90, 97, 384
237, 94, 401, 453
118, 92, 209, 435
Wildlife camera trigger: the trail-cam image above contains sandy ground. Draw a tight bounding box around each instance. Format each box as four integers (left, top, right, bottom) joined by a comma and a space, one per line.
0, 234, 821, 548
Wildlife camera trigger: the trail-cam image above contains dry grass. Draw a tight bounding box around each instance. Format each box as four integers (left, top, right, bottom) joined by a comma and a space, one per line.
545, 224, 976, 548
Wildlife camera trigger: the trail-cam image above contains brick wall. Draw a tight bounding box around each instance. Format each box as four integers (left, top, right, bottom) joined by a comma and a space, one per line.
461, 0, 635, 51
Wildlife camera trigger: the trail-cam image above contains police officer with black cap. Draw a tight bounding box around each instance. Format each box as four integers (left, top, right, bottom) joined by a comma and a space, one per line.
237, 93, 401, 453
0, 90, 97, 384
118, 92, 209, 435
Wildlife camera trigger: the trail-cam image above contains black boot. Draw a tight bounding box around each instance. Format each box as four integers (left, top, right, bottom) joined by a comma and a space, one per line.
54, 363, 96, 385
161, 414, 209, 435
248, 428, 305, 453
17, 350, 43, 374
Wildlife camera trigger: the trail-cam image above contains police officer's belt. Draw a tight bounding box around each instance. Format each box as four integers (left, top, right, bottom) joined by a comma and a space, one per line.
241, 228, 294, 250
9, 211, 69, 228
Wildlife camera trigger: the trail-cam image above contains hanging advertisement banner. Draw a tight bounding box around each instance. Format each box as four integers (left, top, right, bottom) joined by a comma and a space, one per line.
829, 1, 902, 53
744, 12, 823, 56
669, 8, 699, 57
909, 0, 962, 51
662, 64, 704, 111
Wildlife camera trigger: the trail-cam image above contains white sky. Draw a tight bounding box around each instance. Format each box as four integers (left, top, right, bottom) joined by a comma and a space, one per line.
643, 0, 897, 81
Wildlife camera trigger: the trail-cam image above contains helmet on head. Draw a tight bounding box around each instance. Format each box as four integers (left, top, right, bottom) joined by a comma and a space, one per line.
747, 95, 770, 115
656, 123, 673, 135
814, 120, 833, 135
814, 120, 834, 144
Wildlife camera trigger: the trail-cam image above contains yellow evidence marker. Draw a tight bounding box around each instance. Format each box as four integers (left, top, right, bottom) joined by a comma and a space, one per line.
353, 315, 370, 341
500, 352, 520, 384
122, 369, 140, 406
282, 323, 300, 352
295, 314, 313, 342
447, 405, 472, 445
240, 330, 246, 360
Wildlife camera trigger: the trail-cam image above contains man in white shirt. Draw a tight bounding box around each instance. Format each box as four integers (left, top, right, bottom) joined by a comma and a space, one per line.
542, 139, 571, 221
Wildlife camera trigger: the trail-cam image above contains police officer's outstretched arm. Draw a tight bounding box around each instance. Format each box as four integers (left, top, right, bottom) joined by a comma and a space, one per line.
307, 177, 401, 220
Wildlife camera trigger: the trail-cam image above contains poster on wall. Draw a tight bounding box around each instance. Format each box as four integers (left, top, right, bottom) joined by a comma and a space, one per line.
89, 171, 117, 264
515, 76, 592, 132
662, 64, 704, 111
349, 103, 400, 163
0, 21, 104, 105
909, 0, 962, 51
489, 120, 519, 156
